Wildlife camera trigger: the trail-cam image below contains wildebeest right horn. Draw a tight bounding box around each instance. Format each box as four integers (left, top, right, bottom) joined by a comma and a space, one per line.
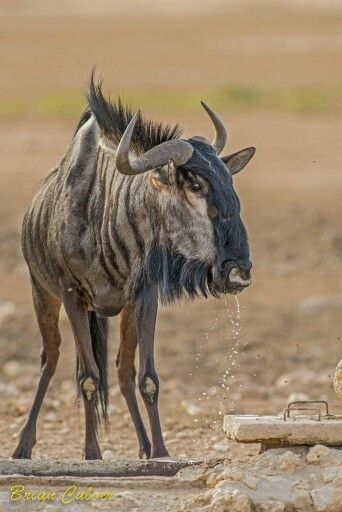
115, 113, 194, 175
201, 102, 227, 155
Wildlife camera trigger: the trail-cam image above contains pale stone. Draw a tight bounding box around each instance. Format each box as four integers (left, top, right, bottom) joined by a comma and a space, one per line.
0, 382, 19, 397
44, 411, 57, 422
259, 500, 285, 512
181, 400, 202, 416
211, 488, 252, 512
224, 415, 342, 447
212, 440, 230, 452
311, 480, 342, 512
47, 399, 60, 411
214, 467, 244, 486
323, 467, 342, 483
243, 474, 258, 490
307, 445, 331, 464
333, 360, 342, 400
279, 451, 305, 474
253, 452, 278, 473
297, 295, 342, 315
0, 301, 16, 325
102, 450, 115, 460
3, 360, 21, 378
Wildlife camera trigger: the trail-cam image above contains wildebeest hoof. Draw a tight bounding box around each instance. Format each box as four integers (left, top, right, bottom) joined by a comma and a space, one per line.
84, 445, 102, 460
152, 446, 169, 458
12, 445, 33, 459
139, 441, 151, 460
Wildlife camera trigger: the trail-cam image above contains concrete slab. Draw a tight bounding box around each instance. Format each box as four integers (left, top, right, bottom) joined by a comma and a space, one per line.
0, 458, 200, 478
224, 414, 342, 450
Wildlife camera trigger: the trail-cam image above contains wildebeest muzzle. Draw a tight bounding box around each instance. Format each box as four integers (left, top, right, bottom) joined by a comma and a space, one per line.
211, 260, 252, 294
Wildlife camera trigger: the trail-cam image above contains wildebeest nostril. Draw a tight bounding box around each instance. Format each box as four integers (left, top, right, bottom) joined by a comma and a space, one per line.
239, 267, 251, 281
228, 267, 251, 287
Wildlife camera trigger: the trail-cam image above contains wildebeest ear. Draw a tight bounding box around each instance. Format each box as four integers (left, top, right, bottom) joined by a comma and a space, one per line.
221, 147, 256, 175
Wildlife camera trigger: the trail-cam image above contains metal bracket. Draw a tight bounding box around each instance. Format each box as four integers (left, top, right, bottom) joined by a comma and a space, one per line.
283, 400, 330, 422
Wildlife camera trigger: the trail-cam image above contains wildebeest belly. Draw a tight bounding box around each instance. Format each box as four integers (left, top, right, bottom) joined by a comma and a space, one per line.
80, 264, 126, 317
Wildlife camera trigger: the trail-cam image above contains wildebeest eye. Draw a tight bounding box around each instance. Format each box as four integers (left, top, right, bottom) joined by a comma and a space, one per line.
190, 182, 202, 192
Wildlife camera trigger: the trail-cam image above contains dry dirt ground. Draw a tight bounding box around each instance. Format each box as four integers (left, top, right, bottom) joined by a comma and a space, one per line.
0, 2, 341, 510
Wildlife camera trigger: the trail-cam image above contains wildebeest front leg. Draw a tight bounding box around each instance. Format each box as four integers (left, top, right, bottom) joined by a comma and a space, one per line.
62, 290, 101, 460
136, 286, 169, 458
12, 276, 61, 459
117, 304, 151, 458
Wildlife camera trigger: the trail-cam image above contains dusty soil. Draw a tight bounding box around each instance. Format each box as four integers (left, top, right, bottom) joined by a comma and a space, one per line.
0, 447, 341, 510
0, 2, 341, 510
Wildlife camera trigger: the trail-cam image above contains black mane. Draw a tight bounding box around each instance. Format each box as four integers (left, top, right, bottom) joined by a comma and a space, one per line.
83, 75, 182, 154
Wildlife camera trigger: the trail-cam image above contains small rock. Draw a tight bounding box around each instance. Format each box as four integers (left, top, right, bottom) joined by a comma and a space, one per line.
213, 467, 244, 486
259, 500, 285, 512
44, 411, 57, 422
243, 474, 258, 490
311, 480, 342, 512
181, 400, 202, 416
279, 451, 304, 474
211, 488, 252, 512
333, 360, 342, 400
307, 445, 331, 464
3, 360, 22, 378
254, 452, 278, 472
297, 295, 342, 315
49, 399, 60, 410
0, 301, 16, 325
323, 467, 342, 484
213, 440, 230, 453
102, 450, 115, 460
0, 382, 19, 397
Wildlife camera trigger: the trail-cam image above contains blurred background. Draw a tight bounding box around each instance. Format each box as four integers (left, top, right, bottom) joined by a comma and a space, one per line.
0, 0, 341, 459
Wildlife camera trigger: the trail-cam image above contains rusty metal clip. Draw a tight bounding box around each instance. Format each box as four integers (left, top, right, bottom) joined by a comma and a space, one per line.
282, 400, 329, 422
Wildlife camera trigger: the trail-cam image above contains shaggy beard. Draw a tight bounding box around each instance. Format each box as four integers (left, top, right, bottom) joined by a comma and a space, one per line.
129, 245, 218, 313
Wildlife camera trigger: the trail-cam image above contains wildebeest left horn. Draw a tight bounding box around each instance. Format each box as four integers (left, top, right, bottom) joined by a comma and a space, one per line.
201, 101, 227, 155
115, 113, 194, 175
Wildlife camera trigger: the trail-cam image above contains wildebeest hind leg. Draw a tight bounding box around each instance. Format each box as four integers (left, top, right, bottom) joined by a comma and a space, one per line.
12, 276, 61, 459
117, 304, 151, 459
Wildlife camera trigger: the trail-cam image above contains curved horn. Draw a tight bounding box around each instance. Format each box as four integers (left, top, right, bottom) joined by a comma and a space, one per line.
115, 112, 194, 175
201, 101, 227, 155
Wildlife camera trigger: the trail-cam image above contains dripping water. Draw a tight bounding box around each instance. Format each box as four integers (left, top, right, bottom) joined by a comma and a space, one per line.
190, 295, 244, 453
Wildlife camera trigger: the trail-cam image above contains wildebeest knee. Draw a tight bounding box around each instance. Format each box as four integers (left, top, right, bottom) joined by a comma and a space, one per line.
81, 376, 98, 401
42, 348, 60, 375
139, 374, 159, 404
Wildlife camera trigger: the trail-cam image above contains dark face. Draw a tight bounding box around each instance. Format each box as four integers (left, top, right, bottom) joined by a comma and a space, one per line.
178, 139, 253, 294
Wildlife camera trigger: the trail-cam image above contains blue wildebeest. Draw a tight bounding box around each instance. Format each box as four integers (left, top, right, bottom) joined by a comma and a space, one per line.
13, 77, 255, 460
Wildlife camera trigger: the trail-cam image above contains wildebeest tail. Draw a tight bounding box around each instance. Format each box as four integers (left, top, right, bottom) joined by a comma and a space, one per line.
76, 312, 109, 427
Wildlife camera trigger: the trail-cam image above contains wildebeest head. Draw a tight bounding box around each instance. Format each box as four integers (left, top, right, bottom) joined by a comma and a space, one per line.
114, 103, 255, 295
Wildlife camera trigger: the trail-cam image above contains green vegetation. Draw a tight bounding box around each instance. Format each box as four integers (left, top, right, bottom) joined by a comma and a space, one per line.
0, 84, 341, 120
